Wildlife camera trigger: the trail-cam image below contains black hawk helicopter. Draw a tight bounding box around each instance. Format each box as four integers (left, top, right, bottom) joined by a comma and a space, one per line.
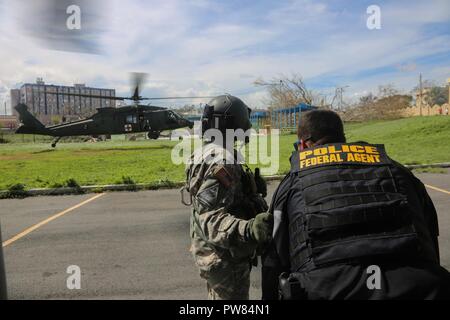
15, 74, 211, 147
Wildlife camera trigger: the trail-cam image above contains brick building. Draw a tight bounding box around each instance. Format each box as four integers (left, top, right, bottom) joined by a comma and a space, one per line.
11, 78, 116, 125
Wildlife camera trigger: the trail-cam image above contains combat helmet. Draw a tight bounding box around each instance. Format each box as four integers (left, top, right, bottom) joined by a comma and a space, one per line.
201, 95, 252, 143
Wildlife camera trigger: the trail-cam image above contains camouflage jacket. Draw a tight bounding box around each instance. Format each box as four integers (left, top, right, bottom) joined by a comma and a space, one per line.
184, 142, 268, 278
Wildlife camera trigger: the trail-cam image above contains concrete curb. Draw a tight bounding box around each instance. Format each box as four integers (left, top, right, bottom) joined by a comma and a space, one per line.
1, 163, 449, 198
0, 182, 185, 199
402, 162, 450, 169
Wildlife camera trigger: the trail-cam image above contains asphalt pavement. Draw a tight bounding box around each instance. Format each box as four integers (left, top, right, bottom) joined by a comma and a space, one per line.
0, 172, 449, 300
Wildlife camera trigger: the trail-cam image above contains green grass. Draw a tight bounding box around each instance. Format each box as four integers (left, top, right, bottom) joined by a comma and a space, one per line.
0, 116, 449, 190
344, 116, 450, 165
0, 140, 182, 190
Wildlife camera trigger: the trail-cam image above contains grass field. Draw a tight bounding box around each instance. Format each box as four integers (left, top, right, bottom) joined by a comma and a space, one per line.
1, 116, 449, 190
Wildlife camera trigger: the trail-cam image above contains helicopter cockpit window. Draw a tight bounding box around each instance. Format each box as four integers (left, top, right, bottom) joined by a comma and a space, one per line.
167, 111, 177, 122
126, 115, 137, 124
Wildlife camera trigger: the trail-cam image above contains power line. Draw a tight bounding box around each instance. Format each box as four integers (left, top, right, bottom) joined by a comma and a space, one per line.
332, 85, 349, 111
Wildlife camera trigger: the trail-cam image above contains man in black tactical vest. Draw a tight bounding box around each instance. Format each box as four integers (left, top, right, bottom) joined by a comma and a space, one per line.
0, 222, 7, 300
262, 109, 450, 299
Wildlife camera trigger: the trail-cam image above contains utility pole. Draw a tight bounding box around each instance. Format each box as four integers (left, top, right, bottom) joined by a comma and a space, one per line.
333, 86, 349, 111
280, 79, 284, 128
419, 73, 423, 116
280, 79, 285, 108
4, 101, 6, 116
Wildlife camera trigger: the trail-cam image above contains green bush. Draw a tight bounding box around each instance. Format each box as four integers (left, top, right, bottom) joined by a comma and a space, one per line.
49, 182, 64, 188
8, 183, 25, 192
64, 178, 84, 194
65, 178, 81, 188
158, 178, 176, 188
116, 176, 137, 191
120, 176, 135, 185
146, 179, 177, 190
4, 183, 28, 198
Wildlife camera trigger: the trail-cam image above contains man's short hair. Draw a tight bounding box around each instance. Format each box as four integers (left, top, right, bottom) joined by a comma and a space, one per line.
297, 109, 346, 144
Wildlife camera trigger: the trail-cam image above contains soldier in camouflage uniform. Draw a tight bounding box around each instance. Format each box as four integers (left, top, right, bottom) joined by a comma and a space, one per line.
181, 95, 272, 300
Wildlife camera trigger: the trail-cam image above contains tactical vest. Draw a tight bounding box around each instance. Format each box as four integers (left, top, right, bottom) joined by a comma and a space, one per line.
288, 142, 421, 271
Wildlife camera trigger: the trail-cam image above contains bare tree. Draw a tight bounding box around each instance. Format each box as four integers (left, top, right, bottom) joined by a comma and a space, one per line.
359, 93, 376, 106
342, 85, 412, 121
178, 104, 202, 114
378, 84, 398, 98
254, 74, 319, 109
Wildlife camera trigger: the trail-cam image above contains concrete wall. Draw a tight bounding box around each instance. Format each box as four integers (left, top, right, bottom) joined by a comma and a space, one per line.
0, 115, 18, 129
400, 103, 450, 117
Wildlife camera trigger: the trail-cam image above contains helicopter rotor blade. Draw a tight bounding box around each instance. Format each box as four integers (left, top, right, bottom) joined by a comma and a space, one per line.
130, 72, 148, 101
46, 91, 216, 102
141, 96, 216, 100
45, 92, 126, 100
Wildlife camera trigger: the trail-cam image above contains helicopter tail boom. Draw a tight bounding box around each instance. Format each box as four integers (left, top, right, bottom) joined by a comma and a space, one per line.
15, 104, 51, 135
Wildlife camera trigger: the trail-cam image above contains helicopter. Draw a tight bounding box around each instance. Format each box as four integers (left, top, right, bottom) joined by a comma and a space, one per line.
15, 74, 213, 147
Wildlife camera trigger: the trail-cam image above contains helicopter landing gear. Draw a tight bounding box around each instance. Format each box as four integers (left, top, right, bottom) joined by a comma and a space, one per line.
147, 131, 160, 140
51, 137, 61, 148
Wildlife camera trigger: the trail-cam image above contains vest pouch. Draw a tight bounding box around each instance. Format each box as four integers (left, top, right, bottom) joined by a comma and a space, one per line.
305, 198, 419, 266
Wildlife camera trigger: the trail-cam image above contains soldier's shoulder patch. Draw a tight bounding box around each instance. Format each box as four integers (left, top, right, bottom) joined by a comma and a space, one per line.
212, 165, 233, 188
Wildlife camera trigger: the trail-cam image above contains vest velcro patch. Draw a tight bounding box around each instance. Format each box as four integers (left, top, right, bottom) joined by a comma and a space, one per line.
294, 143, 389, 171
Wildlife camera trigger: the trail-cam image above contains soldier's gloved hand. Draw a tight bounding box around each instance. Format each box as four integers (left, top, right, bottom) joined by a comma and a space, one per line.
247, 212, 273, 245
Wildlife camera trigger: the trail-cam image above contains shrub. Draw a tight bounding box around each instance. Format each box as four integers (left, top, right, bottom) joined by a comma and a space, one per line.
4, 183, 28, 198
49, 182, 64, 188
120, 176, 135, 185
65, 178, 81, 189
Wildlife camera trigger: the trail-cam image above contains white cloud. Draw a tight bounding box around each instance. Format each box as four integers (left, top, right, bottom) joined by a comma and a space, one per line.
0, 0, 448, 113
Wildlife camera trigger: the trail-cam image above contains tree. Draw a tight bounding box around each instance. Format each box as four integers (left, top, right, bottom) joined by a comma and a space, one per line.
359, 93, 376, 106
177, 104, 202, 114
411, 80, 448, 106
342, 85, 412, 121
254, 74, 319, 109
374, 94, 412, 118
426, 86, 448, 106
412, 79, 436, 94
377, 84, 398, 98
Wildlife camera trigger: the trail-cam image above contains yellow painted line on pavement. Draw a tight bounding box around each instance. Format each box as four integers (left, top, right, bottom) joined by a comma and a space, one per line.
425, 184, 450, 196
2, 193, 105, 248
1, 183, 447, 248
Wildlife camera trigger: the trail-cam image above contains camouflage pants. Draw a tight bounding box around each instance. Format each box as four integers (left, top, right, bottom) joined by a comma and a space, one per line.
205, 262, 251, 300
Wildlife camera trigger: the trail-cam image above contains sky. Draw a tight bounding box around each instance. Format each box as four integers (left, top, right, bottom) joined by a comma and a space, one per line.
0, 0, 449, 113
